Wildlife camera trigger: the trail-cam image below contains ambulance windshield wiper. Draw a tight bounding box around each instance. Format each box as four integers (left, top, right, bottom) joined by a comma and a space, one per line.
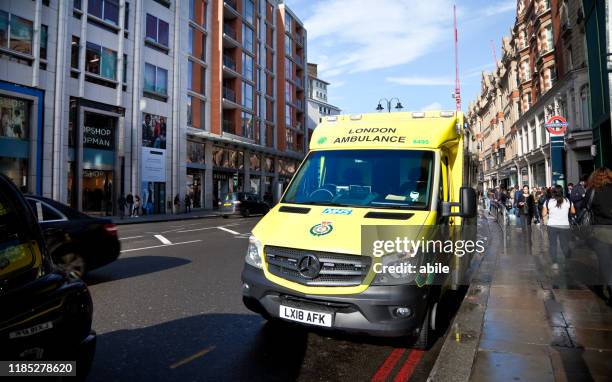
302, 201, 353, 207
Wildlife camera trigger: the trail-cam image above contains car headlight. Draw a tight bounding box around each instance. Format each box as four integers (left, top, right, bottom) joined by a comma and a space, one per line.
371, 251, 420, 286
245, 235, 263, 269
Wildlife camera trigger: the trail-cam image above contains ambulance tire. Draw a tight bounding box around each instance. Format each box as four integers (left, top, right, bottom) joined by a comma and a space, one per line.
414, 287, 441, 350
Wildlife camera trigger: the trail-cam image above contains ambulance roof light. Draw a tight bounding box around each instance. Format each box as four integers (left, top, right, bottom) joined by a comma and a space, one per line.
350, 114, 362, 120
440, 111, 455, 118
326, 116, 338, 122
412, 112, 425, 118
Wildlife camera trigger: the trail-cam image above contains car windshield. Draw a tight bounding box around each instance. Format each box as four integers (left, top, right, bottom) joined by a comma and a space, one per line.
282, 149, 434, 210
224, 193, 241, 201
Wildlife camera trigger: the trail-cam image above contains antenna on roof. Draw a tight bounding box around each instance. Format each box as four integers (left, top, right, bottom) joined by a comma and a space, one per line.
453, 4, 461, 112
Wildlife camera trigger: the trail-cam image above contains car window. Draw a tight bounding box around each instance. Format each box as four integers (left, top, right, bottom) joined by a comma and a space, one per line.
27, 199, 64, 222
0, 191, 42, 285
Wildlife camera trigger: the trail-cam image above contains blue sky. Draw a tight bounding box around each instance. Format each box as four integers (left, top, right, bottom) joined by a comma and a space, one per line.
284, 0, 517, 114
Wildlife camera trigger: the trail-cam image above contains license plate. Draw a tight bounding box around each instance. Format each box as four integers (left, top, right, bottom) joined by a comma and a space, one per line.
223, 202, 232, 206
9, 321, 53, 339
279, 305, 333, 327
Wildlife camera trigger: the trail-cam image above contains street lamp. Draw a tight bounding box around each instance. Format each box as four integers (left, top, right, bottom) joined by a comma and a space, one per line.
376, 98, 404, 113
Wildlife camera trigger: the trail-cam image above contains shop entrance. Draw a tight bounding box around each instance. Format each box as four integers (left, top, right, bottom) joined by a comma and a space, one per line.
187, 169, 202, 208
82, 169, 114, 216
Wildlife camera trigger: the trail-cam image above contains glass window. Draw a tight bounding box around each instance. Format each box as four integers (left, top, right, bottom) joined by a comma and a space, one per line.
122, 54, 127, 83
283, 150, 435, 209
285, 104, 291, 126
189, 0, 206, 27
101, 47, 117, 80
124, 2, 129, 30
285, 13, 292, 32
242, 24, 253, 53
242, 52, 253, 81
88, 0, 103, 18
146, 14, 169, 47
0, 11, 8, 48
10, 15, 33, 54
284, 57, 292, 79
71, 36, 80, 69
243, 0, 254, 24
0, 95, 31, 140
186, 95, 192, 126
188, 26, 206, 60
88, 0, 118, 25
545, 25, 553, 52
188, 60, 205, 94
242, 81, 253, 110
144, 63, 156, 92
242, 111, 254, 139
85, 42, 101, 75
156, 67, 167, 95
284, 36, 291, 55
39, 24, 48, 60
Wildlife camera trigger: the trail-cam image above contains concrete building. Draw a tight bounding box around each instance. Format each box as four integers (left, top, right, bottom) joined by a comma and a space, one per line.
306, 62, 340, 142
468, 0, 593, 191
0, 0, 306, 216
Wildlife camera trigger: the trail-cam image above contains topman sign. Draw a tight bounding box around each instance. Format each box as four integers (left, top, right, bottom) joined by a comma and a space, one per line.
84, 126, 114, 150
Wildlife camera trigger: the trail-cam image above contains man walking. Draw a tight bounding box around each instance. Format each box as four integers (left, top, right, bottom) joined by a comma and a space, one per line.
118, 194, 127, 219
126, 193, 134, 217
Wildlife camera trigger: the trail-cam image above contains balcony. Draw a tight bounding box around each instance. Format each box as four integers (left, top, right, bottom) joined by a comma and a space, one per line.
223, 24, 239, 47
295, 77, 303, 89
223, 0, 239, 19
222, 87, 240, 109
295, 99, 304, 111
295, 34, 304, 47
294, 55, 303, 67
222, 54, 240, 78
222, 119, 235, 134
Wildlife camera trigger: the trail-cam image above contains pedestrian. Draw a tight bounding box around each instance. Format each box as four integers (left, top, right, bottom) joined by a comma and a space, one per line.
586, 167, 612, 306
133, 195, 141, 217
118, 194, 126, 219
570, 176, 587, 214
184, 193, 191, 213
174, 194, 180, 214
542, 185, 575, 270
517, 185, 535, 231
126, 193, 134, 217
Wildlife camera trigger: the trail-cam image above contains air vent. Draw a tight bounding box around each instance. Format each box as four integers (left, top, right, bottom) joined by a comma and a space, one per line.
364, 212, 414, 220
279, 206, 311, 214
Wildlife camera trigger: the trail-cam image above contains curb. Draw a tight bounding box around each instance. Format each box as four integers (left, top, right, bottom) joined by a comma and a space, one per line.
111, 212, 222, 225
426, 214, 501, 382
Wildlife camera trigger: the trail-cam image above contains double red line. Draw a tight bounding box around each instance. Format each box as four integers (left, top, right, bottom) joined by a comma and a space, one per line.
371, 348, 424, 382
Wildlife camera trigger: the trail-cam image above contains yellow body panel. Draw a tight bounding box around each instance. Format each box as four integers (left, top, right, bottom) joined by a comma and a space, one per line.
253, 111, 465, 295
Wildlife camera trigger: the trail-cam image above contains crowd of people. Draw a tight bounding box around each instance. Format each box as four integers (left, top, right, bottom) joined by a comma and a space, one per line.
481, 167, 612, 306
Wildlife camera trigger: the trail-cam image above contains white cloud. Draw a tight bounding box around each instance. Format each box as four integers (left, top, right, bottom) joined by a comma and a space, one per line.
304, 0, 454, 77
421, 102, 443, 111
385, 76, 454, 86
480, 0, 516, 17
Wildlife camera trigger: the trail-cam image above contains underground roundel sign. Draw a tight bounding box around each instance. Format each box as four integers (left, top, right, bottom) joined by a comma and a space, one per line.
310, 221, 333, 236
545, 116, 568, 136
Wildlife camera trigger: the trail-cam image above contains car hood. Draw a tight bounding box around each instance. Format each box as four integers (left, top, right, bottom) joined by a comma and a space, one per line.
251, 204, 433, 255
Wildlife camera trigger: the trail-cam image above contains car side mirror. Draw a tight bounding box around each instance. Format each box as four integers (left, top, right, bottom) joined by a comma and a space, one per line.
442, 187, 477, 218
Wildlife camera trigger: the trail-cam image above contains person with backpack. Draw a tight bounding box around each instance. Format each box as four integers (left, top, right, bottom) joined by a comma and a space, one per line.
542, 185, 575, 270
586, 168, 612, 306
570, 177, 587, 214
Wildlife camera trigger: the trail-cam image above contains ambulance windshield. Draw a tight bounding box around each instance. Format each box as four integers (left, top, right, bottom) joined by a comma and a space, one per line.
282, 149, 434, 210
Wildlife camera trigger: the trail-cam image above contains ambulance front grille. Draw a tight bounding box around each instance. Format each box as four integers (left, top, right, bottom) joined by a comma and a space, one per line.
264, 246, 370, 287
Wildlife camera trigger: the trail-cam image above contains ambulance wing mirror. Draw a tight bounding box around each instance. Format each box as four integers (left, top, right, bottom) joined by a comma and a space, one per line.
441, 187, 477, 218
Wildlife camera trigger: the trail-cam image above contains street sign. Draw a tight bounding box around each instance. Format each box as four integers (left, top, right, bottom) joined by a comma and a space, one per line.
545, 116, 568, 135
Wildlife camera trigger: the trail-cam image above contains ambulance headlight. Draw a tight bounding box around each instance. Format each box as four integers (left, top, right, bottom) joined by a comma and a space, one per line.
372, 251, 419, 285
245, 235, 263, 269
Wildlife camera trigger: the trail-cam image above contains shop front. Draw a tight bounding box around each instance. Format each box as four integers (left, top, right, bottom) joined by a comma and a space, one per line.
0, 82, 43, 194
212, 145, 244, 208
187, 140, 206, 209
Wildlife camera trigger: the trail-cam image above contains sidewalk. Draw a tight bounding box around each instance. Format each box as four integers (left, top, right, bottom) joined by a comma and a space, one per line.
429, 211, 612, 381
110, 209, 221, 225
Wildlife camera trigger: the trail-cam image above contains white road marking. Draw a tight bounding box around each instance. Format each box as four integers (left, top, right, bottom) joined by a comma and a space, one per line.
119, 235, 144, 241
217, 226, 240, 235
154, 234, 173, 245
176, 223, 242, 233
120, 240, 202, 253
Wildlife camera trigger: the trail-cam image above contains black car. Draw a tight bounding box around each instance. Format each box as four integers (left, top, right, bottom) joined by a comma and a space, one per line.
25, 195, 120, 277
0, 174, 96, 377
221, 192, 270, 218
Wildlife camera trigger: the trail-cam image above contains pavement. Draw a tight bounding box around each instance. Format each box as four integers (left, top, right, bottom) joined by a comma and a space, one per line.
429, 210, 612, 382
110, 209, 221, 225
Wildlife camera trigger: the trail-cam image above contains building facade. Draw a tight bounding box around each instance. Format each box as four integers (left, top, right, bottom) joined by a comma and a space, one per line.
0, 0, 307, 215
468, 0, 593, 191
306, 62, 340, 141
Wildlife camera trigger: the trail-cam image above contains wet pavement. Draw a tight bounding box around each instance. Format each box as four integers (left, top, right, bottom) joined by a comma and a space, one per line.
469, 215, 612, 381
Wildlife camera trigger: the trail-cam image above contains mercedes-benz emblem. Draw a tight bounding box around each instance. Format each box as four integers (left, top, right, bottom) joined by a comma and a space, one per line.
297, 254, 321, 279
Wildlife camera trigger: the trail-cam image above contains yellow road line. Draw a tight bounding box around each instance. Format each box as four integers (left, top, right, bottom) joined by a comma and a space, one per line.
169, 346, 216, 369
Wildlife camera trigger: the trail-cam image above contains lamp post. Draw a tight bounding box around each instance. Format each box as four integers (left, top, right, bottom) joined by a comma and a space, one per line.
376, 98, 404, 113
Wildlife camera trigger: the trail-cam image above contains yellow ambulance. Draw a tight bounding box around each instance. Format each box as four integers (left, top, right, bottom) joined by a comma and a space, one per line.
241, 111, 477, 348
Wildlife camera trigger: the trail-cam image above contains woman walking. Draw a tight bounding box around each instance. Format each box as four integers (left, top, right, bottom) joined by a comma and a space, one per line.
586, 168, 612, 306
517, 185, 535, 236
542, 185, 575, 270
